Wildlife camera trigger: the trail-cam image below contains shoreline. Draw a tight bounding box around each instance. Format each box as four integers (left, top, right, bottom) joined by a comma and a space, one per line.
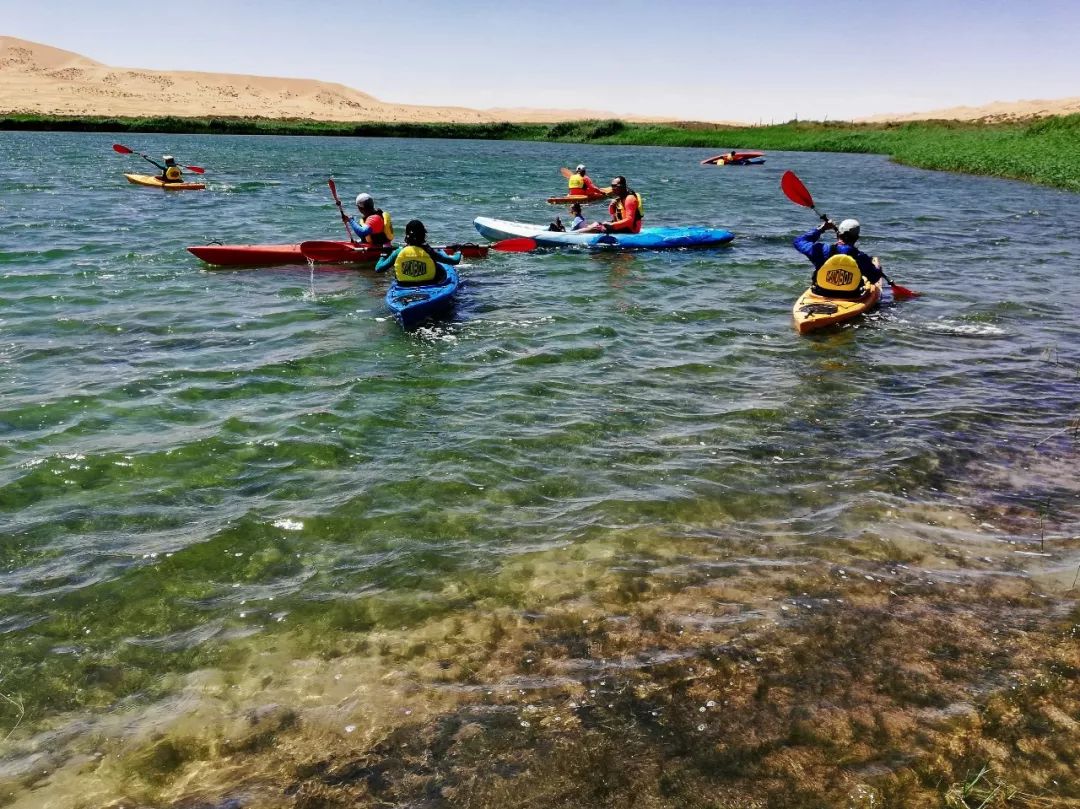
3, 113, 1079, 193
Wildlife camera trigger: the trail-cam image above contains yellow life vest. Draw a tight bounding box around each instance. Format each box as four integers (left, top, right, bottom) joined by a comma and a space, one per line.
394, 244, 437, 283
568, 174, 586, 192
613, 192, 644, 222
382, 211, 394, 242
165, 166, 182, 181
813, 253, 864, 295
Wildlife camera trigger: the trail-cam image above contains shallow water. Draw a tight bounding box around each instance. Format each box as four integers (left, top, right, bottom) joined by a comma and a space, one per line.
1, 132, 1078, 800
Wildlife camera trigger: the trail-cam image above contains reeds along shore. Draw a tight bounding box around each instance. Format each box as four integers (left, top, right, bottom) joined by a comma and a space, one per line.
3, 113, 1079, 192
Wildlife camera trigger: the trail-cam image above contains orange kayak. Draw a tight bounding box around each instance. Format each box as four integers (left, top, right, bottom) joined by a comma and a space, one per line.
792, 281, 882, 334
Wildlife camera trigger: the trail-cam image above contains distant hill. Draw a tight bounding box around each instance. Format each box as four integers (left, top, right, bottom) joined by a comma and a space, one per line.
0, 36, 662, 124
859, 97, 1080, 123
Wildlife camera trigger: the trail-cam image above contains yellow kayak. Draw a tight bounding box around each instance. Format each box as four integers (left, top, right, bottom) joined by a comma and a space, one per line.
124, 173, 206, 191
792, 281, 882, 334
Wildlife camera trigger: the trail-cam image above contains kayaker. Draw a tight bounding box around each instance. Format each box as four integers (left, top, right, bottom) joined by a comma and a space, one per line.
581, 176, 643, 234
568, 202, 586, 231
723, 150, 742, 165
151, 155, 184, 184
793, 218, 883, 299
568, 164, 603, 199
375, 219, 460, 285
343, 193, 394, 246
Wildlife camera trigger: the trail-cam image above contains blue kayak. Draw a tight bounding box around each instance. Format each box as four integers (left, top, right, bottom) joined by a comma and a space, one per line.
474, 217, 734, 250
385, 263, 460, 328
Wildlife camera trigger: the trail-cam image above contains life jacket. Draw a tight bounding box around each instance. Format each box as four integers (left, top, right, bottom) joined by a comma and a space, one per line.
393, 244, 439, 283
609, 192, 644, 232
164, 165, 182, 182
811, 253, 867, 299
364, 210, 394, 246
568, 174, 587, 194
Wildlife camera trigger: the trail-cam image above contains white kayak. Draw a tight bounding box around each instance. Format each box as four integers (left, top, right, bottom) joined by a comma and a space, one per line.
474, 217, 735, 250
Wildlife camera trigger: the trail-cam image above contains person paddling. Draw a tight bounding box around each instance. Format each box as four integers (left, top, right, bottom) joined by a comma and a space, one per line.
793, 218, 883, 299
343, 193, 394, 246
581, 176, 643, 234
375, 220, 460, 285
568, 164, 603, 199
149, 155, 184, 184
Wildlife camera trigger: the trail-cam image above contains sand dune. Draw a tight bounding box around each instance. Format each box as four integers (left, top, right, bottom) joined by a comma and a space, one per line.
3, 37, 1078, 125
860, 97, 1080, 123
0, 36, 657, 123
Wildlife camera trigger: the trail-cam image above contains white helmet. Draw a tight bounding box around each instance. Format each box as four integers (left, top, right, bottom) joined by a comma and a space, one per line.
575, 164, 586, 172
162, 155, 175, 162
355, 192, 373, 208
838, 219, 861, 239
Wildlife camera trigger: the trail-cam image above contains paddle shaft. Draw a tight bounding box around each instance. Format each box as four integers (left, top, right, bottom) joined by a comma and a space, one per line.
327, 179, 357, 243
113, 144, 204, 174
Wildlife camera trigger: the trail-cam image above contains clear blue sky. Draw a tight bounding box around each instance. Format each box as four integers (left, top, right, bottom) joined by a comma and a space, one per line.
3, 0, 1078, 122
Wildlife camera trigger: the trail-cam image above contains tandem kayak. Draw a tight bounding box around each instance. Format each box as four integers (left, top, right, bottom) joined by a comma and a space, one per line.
125, 173, 206, 191
188, 241, 489, 268
792, 281, 883, 334
386, 264, 460, 328
474, 217, 734, 250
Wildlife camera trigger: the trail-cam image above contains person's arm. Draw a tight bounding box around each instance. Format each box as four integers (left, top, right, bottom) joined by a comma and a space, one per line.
792, 223, 833, 261
431, 247, 462, 265
346, 217, 371, 240
604, 195, 638, 232
374, 247, 399, 273
857, 252, 883, 283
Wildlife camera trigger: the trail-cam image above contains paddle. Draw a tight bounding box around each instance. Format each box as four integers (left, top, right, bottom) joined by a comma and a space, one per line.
300, 241, 492, 262
780, 170, 920, 300
112, 143, 205, 174
327, 178, 359, 243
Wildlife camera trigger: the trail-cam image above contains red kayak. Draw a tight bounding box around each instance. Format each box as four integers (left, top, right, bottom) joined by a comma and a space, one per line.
701, 151, 765, 165
188, 241, 489, 268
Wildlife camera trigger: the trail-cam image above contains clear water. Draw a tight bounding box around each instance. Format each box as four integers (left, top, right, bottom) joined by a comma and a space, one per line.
1, 132, 1078, 792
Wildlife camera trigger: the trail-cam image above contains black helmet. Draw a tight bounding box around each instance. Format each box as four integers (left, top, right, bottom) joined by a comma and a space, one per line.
404, 219, 427, 245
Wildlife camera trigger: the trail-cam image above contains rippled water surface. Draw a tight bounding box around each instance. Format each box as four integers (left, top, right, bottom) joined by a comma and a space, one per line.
1, 132, 1078, 793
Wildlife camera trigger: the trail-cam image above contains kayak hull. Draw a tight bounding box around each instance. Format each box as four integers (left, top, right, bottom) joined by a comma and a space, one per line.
792, 281, 883, 334
188, 242, 489, 268
474, 217, 734, 250
187, 242, 379, 267
701, 151, 764, 165
386, 264, 460, 328
125, 173, 205, 191
545, 192, 614, 205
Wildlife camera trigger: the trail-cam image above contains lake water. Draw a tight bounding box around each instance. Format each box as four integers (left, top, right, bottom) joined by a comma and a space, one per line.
1, 132, 1078, 805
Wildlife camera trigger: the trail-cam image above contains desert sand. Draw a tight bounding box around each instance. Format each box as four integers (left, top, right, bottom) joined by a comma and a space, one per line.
860, 97, 1080, 123
0, 36, 656, 123
3, 36, 1078, 125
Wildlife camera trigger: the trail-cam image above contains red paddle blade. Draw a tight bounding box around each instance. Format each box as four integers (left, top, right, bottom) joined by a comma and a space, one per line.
780, 170, 815, 209
184, 165, 205, 174
112, 143, 133, 154
491, 238, 538, 253
327, 178, 340, 201
560, 167, 573, 179
889, 282, 920, 300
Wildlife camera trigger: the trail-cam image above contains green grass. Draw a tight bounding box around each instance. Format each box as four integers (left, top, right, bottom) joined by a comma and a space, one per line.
2, 112, 1078, 191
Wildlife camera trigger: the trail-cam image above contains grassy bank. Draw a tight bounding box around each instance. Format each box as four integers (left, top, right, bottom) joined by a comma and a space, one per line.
3, 113, 1079, 191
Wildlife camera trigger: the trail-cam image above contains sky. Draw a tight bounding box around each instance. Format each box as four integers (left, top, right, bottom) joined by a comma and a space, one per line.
3, 0, 1078, 122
